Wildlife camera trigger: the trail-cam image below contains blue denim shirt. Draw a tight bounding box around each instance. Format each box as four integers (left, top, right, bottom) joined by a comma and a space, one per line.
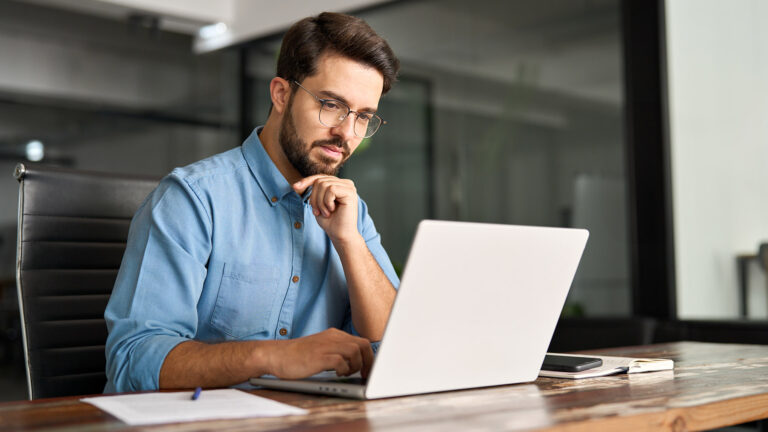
104, 128, 400, 393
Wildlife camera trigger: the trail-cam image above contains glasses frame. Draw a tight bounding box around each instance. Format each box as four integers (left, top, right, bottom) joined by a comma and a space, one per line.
292, 80, 386, 138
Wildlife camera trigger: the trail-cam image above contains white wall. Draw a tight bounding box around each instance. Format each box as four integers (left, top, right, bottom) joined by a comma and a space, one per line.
666, 0, 768, 318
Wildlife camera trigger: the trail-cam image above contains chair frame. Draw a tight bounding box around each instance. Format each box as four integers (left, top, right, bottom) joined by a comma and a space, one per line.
14, 163, 33, 399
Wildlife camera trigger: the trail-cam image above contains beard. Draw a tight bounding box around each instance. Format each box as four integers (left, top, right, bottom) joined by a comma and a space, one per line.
279, 96, 351, 177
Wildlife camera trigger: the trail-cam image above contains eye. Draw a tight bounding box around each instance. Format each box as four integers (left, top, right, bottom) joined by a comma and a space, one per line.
322, 100, 342, 111
357, 113, 373, 122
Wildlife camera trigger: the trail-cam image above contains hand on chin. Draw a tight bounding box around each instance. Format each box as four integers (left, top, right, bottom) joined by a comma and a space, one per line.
292, 173, 359, 245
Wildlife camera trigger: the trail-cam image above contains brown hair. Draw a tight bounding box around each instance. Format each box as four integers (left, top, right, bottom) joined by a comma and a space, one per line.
277, 12, 399, 94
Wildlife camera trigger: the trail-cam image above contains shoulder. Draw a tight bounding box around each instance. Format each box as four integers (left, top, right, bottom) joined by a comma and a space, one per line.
167, 146, 248, 188
143, 147, 248, 217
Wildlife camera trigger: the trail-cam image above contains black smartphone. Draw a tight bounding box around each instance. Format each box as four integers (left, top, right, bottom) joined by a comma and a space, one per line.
541, 355, 603, 372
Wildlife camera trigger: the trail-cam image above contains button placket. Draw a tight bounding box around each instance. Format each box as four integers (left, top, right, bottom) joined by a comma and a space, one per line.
274, 199, 305, 340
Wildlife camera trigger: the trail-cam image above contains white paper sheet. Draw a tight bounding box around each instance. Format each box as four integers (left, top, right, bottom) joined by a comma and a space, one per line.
81, 389, 308, 425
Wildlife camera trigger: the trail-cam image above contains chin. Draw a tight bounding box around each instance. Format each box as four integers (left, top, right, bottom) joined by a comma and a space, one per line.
312, 155, 344, 175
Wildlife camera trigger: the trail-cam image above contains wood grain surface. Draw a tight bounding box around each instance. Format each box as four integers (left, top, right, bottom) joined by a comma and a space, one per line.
2, 342, 768, 432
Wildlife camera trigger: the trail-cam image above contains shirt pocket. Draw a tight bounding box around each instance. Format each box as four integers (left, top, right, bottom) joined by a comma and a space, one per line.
210, 262, 280, 339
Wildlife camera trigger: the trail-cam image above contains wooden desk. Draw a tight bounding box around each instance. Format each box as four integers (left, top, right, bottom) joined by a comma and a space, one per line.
3, 341, 768, 431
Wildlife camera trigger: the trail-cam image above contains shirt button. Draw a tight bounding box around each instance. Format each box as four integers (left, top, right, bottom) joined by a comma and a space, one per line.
279, 328, 288, 336
292, 275, 300, 283
271, 196, 278, 203
294, 221, 302, 229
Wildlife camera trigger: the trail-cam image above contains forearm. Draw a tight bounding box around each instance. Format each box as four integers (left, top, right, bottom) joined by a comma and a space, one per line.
334, 235, 396, 341
159, 339, 275, 389
159, 329, 376, 388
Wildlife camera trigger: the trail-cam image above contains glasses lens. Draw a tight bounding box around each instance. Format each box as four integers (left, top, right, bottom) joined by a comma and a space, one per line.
356, 114, 382, 138
319, 100, 347, 127
316, 97, 383, 138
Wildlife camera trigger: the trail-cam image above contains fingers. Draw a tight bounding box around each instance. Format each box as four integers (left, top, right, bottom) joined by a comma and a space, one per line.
341, 335, 374, 379
292, 174, 325, 193
359, 340, 375, 379
323, 343, 363, 377
303, 177, 355, 218
270, 329, 372, 379
325, 354, 352, 377
310, 180, 330, 217
315, 182, 340, 217
333, 332, 373, 378
320, 330, 372, 377
323, 186, 338, 214
340, 342, 364, 376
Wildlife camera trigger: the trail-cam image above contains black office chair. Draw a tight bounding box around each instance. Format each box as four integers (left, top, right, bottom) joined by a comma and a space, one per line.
14, 163, 158, 399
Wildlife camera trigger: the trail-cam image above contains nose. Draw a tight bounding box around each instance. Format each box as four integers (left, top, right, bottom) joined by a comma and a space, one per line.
330, 114, 357, 142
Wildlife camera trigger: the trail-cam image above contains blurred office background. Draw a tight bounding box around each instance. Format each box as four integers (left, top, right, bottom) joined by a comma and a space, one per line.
0, 0, 765, 402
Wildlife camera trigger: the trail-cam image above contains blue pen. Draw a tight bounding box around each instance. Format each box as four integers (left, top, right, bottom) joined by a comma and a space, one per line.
191, 387, 202, 401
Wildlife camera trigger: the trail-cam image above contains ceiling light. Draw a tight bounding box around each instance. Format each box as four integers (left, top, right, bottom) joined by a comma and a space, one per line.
198, 22, 228, 40
25, 140, 44, 162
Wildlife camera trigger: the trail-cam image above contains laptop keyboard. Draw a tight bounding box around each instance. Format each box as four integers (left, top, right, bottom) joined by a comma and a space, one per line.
331, 377, 367, 385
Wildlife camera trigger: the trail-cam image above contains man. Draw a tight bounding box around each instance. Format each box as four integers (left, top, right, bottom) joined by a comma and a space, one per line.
104, 12, 400, 393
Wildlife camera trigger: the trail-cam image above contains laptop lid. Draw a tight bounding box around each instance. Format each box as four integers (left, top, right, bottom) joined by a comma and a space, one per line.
363, 220, 588, 399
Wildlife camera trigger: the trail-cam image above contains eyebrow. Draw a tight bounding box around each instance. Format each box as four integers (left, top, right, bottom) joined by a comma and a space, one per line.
318, 90, 378, 113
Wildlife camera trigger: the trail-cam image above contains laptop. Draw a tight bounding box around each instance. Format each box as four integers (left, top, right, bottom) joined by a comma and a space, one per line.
250, 220, 589, 399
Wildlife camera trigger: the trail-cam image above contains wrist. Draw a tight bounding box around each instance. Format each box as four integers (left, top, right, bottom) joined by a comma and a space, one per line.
331, 232, 366, 252
248, 340, 277, 377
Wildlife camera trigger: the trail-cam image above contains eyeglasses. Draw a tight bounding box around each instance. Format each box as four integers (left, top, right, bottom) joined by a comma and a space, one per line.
293, 81, 385, 138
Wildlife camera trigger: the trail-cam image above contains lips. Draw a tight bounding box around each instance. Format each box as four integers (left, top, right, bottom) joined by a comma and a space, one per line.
318, 144, 344, 159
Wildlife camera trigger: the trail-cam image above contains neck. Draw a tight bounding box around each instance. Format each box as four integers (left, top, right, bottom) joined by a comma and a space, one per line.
260, 115, 305, 189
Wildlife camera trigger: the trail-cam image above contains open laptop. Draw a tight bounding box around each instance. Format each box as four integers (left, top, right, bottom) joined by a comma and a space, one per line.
250, 220, 589, 399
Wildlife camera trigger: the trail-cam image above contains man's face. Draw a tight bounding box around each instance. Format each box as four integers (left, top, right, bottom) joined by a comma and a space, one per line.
279, 53, 384, 177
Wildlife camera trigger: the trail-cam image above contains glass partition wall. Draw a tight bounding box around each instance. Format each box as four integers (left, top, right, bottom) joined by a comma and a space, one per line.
0, 0, 630, 402
244, 0, 630, 316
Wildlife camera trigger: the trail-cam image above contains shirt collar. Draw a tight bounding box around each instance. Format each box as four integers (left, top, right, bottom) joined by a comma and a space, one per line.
242, 127, 310, 206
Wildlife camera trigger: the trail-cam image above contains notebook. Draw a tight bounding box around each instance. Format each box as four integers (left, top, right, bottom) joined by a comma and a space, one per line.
250, 220, 589, 399
539, 353, 674, 379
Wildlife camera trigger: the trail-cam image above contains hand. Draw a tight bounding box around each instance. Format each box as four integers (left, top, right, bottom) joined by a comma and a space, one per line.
293, 175, 360, 244
266, 328, 374, 379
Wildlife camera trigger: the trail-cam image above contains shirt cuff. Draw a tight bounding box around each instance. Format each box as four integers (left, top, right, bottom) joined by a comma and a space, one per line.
371, 340, 382, 355
127, 334, 187, 392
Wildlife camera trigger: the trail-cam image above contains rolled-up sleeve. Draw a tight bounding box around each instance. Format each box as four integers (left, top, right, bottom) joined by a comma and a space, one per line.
104, 173, 211, 393
358, 198, 400, 289
342, 198, 400, 351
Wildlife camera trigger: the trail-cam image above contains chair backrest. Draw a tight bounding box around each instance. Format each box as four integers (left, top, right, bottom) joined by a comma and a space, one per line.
15, 163, 158, 399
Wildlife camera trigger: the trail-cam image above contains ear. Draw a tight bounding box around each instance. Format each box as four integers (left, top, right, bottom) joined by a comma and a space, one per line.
270, 77, 292, 115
